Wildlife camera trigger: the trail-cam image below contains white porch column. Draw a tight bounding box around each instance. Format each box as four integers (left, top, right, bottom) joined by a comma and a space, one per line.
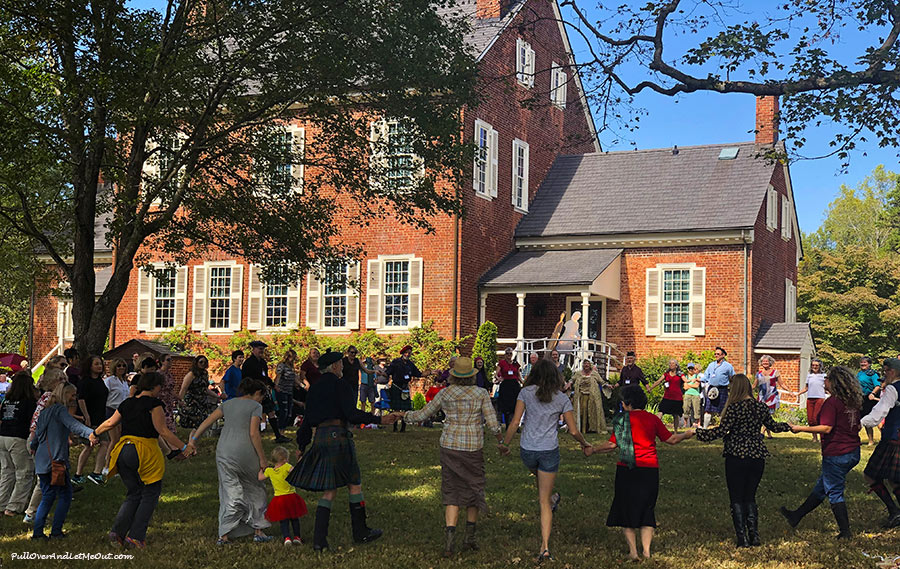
479, 291, 487, 324
581, 292, 591, 361
516, 292, 526, 364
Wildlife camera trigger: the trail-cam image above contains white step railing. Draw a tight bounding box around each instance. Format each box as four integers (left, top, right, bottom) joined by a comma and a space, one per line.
495, 337, 623, 380
32, 340, 64, 371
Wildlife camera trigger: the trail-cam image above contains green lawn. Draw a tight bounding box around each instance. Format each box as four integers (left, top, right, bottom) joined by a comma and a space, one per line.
1, 427, 896, 569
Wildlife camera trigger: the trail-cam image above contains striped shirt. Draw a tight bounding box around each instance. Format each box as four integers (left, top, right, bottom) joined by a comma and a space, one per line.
404, 384, 501, 452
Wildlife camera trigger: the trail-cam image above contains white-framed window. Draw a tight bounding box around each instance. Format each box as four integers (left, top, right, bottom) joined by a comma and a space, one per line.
369, 118, 424, 192
365, 256, 423, 331
247, 265, 300, 331
766, 185, 778, 231
516, 38, 535, 88
473, 119, 498, 198
645, 264, 706, 337
137, 264, 188, 332
255, 125, 304, 195
550, 62, 567, 108
305, 263, 360, 331
781, 195, 793, 240
511, 138, 529, 212
192, 262, 243, 333
142, 134, 187, 204
785, 278, 797, 323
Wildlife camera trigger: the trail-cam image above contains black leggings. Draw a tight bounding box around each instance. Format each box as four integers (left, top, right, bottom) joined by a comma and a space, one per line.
280, 518, 300, 539
725, 456, 765, 503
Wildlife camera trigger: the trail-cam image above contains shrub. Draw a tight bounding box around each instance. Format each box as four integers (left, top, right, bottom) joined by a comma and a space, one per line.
412, 392, 426, 410
473, 321, 498, 378
155, 326, 227, 369
773, 405, 808, 426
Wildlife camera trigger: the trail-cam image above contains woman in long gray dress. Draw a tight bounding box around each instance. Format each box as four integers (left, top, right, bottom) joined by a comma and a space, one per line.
187, 377, 272, 544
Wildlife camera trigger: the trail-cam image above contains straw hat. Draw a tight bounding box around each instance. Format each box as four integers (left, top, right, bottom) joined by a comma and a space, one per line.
449, 357, 477, 379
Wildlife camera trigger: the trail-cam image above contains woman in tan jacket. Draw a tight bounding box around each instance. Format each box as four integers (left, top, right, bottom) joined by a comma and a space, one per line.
572, 360, 607, 433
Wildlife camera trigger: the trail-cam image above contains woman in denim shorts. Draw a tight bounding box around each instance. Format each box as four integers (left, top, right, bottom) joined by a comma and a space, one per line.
499, 359, 591, 563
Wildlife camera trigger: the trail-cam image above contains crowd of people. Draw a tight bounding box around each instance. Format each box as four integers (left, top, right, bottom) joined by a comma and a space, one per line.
0, 340, 898, 564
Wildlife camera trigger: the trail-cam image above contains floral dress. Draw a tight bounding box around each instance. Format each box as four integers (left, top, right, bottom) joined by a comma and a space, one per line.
179, 371, 219, 429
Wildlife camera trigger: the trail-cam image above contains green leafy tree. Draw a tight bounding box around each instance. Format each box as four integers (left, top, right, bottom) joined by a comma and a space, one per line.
472, 321, 498, 379
0, 0, 477, 357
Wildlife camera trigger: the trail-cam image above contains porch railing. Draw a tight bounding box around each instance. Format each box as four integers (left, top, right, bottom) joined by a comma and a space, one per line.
32, 340, 64, 371
496, 337, 624, 380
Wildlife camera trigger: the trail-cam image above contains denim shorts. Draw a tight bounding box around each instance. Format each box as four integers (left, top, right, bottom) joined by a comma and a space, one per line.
520, 447, 560, 473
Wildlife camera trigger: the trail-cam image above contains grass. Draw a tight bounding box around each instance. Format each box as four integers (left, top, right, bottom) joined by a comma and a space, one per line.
1, 426, 897, 569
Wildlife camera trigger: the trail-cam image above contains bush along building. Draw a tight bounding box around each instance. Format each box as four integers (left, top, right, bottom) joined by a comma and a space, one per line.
30, 0, 813, 404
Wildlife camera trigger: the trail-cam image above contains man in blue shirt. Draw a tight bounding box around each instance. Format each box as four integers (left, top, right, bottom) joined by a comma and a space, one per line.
703, 346, 734, 427
221, 350, 244, 400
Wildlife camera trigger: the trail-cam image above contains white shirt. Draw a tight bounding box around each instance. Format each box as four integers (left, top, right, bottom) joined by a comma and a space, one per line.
806, 373, 826, 399
104, 375, 131, 409
862, 384, 898, 428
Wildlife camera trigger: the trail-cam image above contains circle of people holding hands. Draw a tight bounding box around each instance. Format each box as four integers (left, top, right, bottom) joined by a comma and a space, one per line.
0, 341, 898, 564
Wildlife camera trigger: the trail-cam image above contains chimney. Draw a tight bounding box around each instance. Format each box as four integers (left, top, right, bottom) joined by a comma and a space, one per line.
755, 96, 779, 145
476, 0, 508, 19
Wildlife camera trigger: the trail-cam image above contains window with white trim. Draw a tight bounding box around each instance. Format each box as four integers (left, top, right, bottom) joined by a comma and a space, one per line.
153, 268, 177, 330
516, 38, 535, 88
365, 256, 422, 330
247, 264, 299, 331
550, 62, 567, 108
370, 118, 423, 192
645, 264, 706, 337
265, 282, 289, 329
323, 264, 350, 329
383, 260, 410, 327
255, 126, 304, 195
208, 267, 232, 330
304, 263, 359, 331
473, 119, 498, 198
511, 138, 529, 212
137, 265, 188, 332
781, 196, 793, 240
142, 134, 187, 204
766, 185, 778, 231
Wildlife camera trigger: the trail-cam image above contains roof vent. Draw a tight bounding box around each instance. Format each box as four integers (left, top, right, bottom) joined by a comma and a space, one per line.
718, 147, 740, 160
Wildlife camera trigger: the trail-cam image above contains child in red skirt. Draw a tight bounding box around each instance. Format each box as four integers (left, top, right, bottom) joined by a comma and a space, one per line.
259, 446, 308, 545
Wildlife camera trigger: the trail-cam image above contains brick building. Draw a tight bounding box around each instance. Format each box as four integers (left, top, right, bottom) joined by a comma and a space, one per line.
29, 0, 814, 402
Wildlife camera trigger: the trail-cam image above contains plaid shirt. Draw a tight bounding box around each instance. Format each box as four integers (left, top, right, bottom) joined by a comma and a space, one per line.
404, 384, 501, 452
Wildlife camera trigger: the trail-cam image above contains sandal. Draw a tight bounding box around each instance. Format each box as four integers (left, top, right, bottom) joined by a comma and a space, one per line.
534, 549, 553, 564
216, 538, 231, 546
550, 492, 561, 513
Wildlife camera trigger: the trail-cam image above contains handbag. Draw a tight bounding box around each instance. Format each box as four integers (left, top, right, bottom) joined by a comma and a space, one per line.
46, 440, 67, 487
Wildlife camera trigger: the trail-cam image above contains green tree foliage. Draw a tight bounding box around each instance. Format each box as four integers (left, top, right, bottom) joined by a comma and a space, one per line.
472, 321, 498, 379
0, 0, 477, 356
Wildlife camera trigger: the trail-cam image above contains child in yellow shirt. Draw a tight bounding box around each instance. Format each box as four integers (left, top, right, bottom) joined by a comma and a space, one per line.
259, 446, 308, 545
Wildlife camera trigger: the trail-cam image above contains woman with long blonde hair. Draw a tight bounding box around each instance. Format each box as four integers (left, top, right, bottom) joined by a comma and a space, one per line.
696, 374, 790, 548
780, 366, 862, 539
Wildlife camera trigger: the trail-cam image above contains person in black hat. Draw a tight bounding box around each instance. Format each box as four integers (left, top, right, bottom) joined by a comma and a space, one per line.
288, 349, 402, 551
242, 341, 290, 444
618, 351, 647, 389
387, 345, 421, 433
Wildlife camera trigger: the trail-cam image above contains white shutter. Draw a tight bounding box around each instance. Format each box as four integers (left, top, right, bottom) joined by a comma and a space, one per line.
525, 44, 535, 87
521, 141, 529, 208
137, 269, 152, 332
557, 69, 567, 108
689, 267, 706, 336
174, 266, 188, 326
365, 259, 381, 329
766, 186, 777, 230
191, 265, 207, 331
782, 197, 792, 240
229, 264, 243, 331
346, 262, 360, 330
306, 271, 321, 329
408, 257, 423, 328
287, 280, 301, 328
515, 38, 524, 83
489, 127, 499, 197
247, 265, 263, 330
645, 268, 661, 336
291, 126, 305, 193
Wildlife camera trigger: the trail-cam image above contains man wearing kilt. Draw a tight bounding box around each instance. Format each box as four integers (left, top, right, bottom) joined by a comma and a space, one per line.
861, 358, 900, 528
288, 350, 401, 551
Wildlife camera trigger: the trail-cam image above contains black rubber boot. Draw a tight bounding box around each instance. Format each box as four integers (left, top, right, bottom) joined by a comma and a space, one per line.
830, 502, 851, 539
399, 419, 406, 433
350, 502, 383, 543
744, 502, 760, 546
731, 504, 749, 548
393, 421, 398, 432
779, 493, 823, 528
313, 506, 331, 551
870, 482, 900, 526
443, 526, 456, 557
462, 521, 478, 551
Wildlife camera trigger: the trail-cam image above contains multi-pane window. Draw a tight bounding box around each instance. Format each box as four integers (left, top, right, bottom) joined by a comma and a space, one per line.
550, 63, 567, 108
154, 268, 176, 330
512, 139, 529, 211
323, 265, 348, 328
270, 129, 293, 192
208, 267, 232, 329
383, 260, 410, 327
476, 126, 489, 194
662, 269, 691, 334
516, 38, 535, 88
157, 137, 181, 178
386, 121, 418, 188
265, 282, 289, 328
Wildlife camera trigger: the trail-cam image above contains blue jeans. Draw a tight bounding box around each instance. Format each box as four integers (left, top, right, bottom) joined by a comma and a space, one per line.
520, 448, 561, 473
276, 390, 293, 429
33, 471, 73, 537
811, 448, 860, 504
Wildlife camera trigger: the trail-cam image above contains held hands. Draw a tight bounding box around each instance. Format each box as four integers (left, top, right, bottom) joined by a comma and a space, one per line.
497, 443, 511, 456
88, 432, 99, 446
381, 412, 404, 425
582, 445, 594, 457
682, 429, 696, 440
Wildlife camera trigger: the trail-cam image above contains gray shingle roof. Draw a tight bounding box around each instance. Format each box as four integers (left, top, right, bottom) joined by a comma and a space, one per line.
95, 265, 112, 295
516, 141, 780, 238
435, 0, 525, 59
754, 322, 813, 350
480, 248, 622, 287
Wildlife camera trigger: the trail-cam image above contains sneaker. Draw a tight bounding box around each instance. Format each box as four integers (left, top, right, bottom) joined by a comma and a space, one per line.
101, 467, 110, 476
109, 531, 124, 546
216, 538, 231, 546
292, 537, 303, 545
254, 534, 273, 543
283, 537, 292, 546
71, 475, 86, 485
23, 514, 33, 524
87, 473, 104, 485
124, 537, 146, 549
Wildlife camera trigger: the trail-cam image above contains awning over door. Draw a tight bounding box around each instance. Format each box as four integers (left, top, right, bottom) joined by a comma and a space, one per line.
479, 248, 622, 300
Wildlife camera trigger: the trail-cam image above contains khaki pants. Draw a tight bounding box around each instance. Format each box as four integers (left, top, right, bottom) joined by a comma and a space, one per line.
0, 436, 35, 513
579, 394, 592, 433
683, 394, 702, 425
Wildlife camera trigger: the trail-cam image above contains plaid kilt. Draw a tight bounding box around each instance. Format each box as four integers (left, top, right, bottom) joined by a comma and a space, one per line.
863, 440, 900, 483
286, 425, 361, 491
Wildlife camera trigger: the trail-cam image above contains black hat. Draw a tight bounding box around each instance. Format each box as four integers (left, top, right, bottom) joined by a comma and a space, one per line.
715, 346, 727, 356
249, 340, 268, 348
626, 351, 635, 357
318, 349, 343, 370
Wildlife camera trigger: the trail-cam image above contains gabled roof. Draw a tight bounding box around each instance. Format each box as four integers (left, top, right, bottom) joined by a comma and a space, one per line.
435, 0, 527, 60
480, 248, 621, 287
103, 338, 193, 361
516, 141, 781, 239
754, 322, 814, 351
